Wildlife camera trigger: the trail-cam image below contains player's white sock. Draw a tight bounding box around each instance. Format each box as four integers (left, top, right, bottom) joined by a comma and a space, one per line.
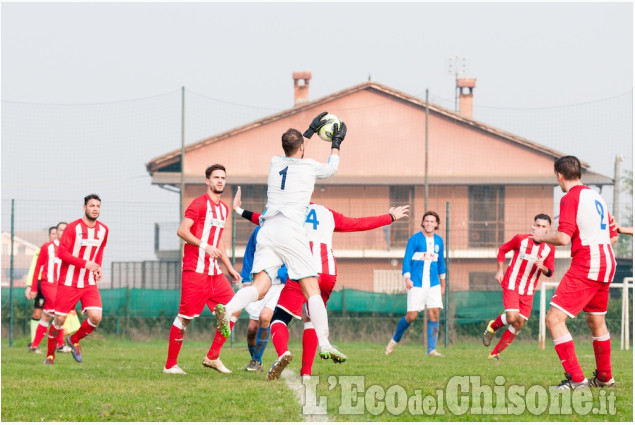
226, 285, 259, 317
307, 295, 331, 348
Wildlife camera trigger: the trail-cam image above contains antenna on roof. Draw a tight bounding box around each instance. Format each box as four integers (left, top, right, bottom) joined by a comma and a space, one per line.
368, 73, 371, 81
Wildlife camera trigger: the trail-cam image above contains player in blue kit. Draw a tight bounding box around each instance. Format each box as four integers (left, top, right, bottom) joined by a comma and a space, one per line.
241, 225, 288, 372
386, 211, 446, 356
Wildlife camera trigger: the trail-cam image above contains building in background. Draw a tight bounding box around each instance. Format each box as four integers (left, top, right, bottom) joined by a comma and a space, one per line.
144, 74, 614, 292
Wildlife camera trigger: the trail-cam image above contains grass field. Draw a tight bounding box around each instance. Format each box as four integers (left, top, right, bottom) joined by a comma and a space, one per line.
1, 335, 632, 422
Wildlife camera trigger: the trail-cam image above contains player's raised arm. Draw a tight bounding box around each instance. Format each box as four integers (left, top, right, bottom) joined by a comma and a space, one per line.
331, 205, 409, 232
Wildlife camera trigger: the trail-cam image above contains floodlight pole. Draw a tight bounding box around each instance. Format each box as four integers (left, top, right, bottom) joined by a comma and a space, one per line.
613, 154, 622, 224
180, 86, 186, 221
424, 89, 429, 211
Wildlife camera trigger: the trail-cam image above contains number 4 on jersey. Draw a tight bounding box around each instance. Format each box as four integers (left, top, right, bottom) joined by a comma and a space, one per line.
306, 208, 320, 230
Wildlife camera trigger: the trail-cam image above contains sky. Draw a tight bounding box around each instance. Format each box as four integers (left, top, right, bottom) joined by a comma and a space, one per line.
1, 1, 633, 269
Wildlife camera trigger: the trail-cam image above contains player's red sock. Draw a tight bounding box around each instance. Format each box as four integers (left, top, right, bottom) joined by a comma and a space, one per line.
71, 319, 97, 343
271, 321, 289, 357
592, 333, 612, 382
301, 323, 318, 376
491, 326, 517, 355
46, 323, 62, 358
491, 314, 507, 332
165, 320, 186, 369
206, 319, 236, 360
553, 334, 584, 382
31, 320, 49, 348
57, 329, 65, 348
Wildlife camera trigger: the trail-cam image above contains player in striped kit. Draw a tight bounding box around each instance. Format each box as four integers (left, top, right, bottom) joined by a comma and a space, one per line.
534, 156, 618, 389
163, 164, 242, 375
386, 211, 446, 357
214, 115, 347, 365
482, 214, 555, 359
232, 187, 409, 379
44, 195, 108, 365
28, 222, 69, 354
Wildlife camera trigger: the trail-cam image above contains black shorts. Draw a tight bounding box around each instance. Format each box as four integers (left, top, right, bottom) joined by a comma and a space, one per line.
33, 281, 45, 309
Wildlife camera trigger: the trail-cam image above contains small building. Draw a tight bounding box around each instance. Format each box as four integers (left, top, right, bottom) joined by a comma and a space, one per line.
145, 74, 613, 292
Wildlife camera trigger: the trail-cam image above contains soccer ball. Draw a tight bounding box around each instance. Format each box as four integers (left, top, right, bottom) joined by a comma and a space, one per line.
318, 114, 343, 142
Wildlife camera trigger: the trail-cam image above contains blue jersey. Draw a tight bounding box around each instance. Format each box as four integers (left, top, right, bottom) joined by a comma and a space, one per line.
241, 226, 288, 284
402, 232, 446, 288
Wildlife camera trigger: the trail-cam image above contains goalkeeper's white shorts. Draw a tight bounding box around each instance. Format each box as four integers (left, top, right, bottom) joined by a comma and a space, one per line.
407, 285, 443, 312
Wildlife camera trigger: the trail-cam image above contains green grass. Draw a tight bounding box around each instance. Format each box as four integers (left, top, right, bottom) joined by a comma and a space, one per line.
1, 335, 632, 421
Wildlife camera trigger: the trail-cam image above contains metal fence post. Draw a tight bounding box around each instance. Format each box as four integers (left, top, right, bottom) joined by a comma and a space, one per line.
9, 199, 15, 347
445, 201, 450, 348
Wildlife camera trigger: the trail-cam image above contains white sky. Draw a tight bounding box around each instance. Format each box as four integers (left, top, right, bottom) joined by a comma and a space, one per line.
0, 1, 633, 203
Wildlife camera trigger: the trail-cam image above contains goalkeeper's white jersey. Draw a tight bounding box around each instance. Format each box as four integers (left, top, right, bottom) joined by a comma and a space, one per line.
262, 154, 339, 226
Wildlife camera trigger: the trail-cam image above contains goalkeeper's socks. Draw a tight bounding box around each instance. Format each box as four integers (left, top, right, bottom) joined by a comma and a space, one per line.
393, 316, 411, 343
271, 321, 289, 357
427, 320, 439, 353
254, 326, 270, 363
491, 314, 507, 332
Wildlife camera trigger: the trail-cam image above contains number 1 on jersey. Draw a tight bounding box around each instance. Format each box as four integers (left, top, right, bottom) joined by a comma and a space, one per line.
279, 166, 289, 190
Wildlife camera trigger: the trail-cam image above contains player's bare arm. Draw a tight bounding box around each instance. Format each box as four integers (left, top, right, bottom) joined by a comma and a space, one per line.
176, 217, 206, 248
233, 185, 242, 212
388, 205, 409, 220
217, 239, 241, 283
535, 231, 571, 247
495, 262, 505, 284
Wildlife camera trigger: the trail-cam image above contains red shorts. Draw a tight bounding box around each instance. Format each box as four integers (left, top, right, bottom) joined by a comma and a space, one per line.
550, 272, 610, 318
40, 280, 57, 315
502, 287, 535, 320
54, 284, 102, 316
179, 271, 234, 319
276, 273, 337, 319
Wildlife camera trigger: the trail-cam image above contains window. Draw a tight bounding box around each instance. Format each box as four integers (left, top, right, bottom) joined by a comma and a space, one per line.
469, 271, 499, 290
389, 186, 413, 247
234, 185, 267, 245
468, 186, 504, 248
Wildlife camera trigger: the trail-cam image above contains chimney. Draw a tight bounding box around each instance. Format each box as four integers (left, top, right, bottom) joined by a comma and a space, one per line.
457, 77, 476, 118
293, 72, 311, 105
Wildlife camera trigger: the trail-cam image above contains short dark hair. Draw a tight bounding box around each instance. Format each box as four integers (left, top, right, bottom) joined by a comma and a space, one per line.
56, 221, 67, 230
205, 164, 226, 179
421, 211, 441, 230
282, 129, 304, 156
534, 213, 551, 225
554, 156, 581, 180
48, 226, 56, 234
84, 194, 101, 205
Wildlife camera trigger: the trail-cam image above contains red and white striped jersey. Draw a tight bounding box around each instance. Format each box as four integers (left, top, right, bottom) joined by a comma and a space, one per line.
30, 240, 59, 290
305, 204, 393, 275
498, 234, 555, 296
182, 194, 229, 275
58, 218, 109, 288
559, 185, 617, 283
249, 204, 393, 276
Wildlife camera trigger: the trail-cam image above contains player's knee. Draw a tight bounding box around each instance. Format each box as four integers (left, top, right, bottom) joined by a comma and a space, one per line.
259, 308, 274, 328
32, 310, 42, 320
506, 311, 519, 325
271, 307, 293, 326
545, 310, 562, 331
405, 311, 418, 322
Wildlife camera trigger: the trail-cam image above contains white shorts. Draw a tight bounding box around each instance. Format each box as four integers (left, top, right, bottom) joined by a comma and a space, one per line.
245, 283, 284, 321
407, 285, 443, 312
251, 214, 318, 281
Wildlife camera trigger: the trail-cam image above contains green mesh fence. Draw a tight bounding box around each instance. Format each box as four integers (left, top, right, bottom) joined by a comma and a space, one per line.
2, 288, 554, 321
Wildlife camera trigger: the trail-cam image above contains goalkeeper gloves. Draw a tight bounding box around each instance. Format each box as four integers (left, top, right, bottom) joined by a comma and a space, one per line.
302, 111, 329, 139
